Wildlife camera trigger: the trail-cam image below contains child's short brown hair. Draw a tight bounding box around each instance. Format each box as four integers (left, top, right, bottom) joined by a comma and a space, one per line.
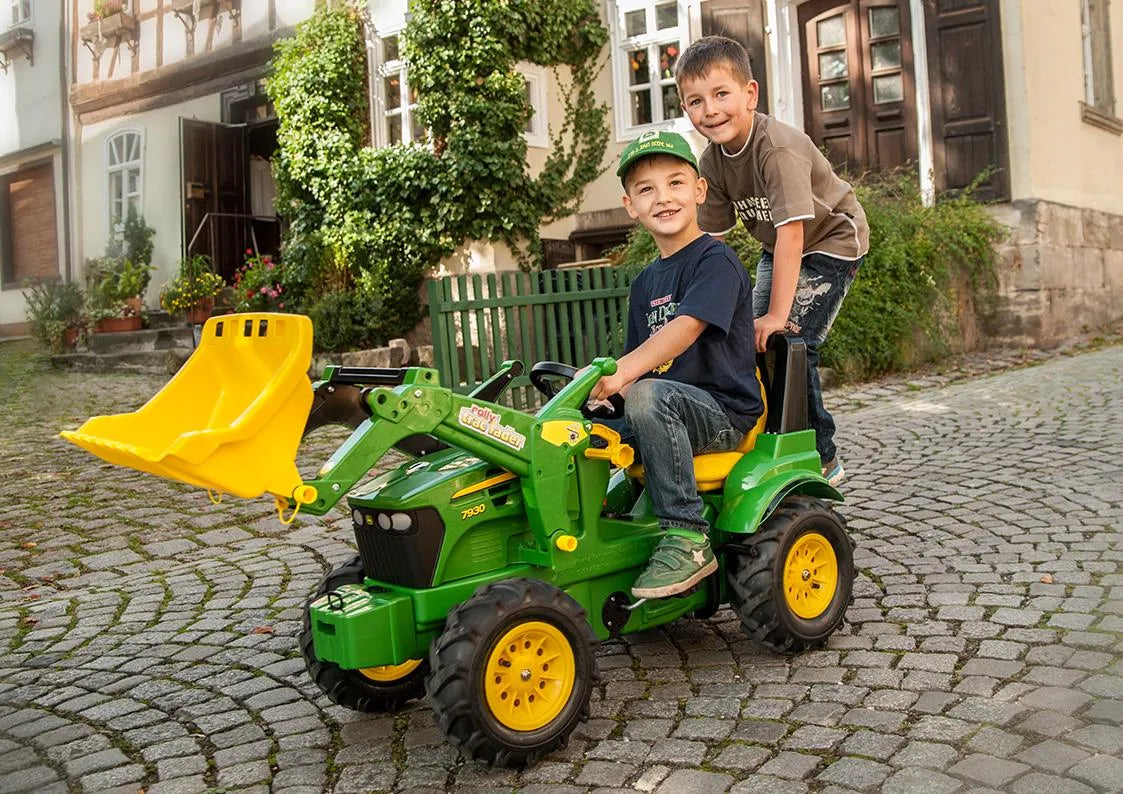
674, 36, 754, 86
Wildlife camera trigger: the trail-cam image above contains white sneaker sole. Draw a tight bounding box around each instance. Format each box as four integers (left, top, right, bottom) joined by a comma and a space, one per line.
631, 558, 718, 599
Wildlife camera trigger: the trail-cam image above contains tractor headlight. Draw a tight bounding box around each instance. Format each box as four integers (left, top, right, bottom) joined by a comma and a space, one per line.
351, 508, 364, 527
389, 512, 412, 532
376, 512, 392, 530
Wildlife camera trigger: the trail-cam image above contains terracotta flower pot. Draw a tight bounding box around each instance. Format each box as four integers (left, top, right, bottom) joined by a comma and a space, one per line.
185, 297, 215, 325
64, 327, 81, 349
95, 315, 143, 334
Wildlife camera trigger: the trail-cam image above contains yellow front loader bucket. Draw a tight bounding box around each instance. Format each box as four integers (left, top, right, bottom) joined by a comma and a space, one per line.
61, 313, 315, 505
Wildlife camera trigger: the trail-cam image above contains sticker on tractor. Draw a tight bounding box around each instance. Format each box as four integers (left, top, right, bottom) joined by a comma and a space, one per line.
457, 405, 527, 451
460, 503, 487, 520
540, 420, 588, 448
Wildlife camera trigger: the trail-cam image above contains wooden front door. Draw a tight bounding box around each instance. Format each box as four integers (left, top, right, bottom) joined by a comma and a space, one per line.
800, 0, 917, 174
181, 119, 247, 282
701, 0, 770, 113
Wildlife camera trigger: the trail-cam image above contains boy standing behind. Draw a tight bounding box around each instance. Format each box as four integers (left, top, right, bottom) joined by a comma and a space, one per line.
592, 131, 762, 599
676, 36, 867, 486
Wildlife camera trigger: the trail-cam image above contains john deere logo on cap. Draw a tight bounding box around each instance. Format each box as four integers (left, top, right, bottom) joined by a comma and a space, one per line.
617, 130, 699, 180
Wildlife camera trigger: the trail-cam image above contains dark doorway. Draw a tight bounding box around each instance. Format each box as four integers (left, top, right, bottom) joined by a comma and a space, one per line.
181, 118, 247, 282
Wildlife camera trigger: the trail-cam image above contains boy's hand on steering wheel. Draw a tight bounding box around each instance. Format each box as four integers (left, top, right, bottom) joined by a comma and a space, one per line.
591, 371, 628, 402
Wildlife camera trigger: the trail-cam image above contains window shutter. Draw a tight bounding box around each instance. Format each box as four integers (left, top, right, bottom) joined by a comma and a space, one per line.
701, 0, 770, 114
923, 0, 1009, 200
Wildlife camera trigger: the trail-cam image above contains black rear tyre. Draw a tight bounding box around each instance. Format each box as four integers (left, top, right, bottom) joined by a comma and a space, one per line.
727, 496, 855, 653
300, 554, 428, 712
426, 578, 599, 768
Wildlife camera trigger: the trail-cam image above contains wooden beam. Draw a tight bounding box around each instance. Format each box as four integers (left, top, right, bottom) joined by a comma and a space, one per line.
70, 29, 290, 123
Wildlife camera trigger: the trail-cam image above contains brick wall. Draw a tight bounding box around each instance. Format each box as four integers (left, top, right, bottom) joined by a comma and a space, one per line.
989, 200, 1123, 346
4, 164, 59, 285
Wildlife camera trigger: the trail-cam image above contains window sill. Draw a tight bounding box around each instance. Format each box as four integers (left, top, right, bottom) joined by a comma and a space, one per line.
1080, 102, 1123, 135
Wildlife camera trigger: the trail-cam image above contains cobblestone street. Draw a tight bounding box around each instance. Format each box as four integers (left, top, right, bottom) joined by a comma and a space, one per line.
0, 340, 1121, 794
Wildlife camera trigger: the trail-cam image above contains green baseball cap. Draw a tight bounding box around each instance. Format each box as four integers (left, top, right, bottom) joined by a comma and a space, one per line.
617, 131, 699, 184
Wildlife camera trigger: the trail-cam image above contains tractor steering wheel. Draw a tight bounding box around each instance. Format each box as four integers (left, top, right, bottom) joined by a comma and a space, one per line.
528, 361, 625, 421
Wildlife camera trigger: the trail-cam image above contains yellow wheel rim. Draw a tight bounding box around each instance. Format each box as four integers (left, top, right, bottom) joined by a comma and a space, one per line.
359, 658, 423, 682
783, 532, 839, 619
484, 621, 576, 731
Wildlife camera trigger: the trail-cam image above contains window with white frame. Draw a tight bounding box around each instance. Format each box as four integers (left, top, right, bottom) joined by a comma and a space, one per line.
613, 0, 687, 135
1081, 0, 1116, 119
377, 32, 424, 145
518, 63, 549, 148
9, 0, 30, 26
106, 130, 143, 232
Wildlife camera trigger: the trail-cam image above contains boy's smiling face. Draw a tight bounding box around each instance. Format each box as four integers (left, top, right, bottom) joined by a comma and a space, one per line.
679, 65, 759, 151
622, 155, 708, 253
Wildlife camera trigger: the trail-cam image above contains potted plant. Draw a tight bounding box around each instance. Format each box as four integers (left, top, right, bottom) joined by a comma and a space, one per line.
160, 254, 225, 324
85, 255, 152, 333
23, 279, 86, 353
233, 249, 288, 312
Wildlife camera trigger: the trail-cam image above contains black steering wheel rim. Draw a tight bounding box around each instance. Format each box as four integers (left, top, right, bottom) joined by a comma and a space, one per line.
528, 360, 625, 420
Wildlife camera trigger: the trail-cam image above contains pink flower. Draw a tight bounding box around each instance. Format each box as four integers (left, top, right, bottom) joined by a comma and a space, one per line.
266, 261, 275, 270
260, 286, 268, 294
278, 302, 284, 309
245, 248, 253, 255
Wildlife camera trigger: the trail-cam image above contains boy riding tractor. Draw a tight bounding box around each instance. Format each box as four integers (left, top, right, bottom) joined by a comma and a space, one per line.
62, 313, 854, 768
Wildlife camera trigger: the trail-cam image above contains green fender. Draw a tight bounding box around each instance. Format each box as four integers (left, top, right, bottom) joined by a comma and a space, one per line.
714, 433, 843, 536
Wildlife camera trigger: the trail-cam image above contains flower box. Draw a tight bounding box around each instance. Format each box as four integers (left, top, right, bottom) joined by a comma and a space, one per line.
0, 26, 34, 73
95, 315, 143, 334
80, 12, 138, 48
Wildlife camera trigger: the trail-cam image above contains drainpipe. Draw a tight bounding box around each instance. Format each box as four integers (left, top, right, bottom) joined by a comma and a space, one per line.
909, 0, 934, 206
58, 0, 74, 282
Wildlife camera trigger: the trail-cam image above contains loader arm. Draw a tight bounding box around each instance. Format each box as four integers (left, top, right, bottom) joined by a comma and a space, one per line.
295, 360, 618, 556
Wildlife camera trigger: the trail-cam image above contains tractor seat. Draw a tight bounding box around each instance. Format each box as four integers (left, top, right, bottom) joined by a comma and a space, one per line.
626, 371, 768, 492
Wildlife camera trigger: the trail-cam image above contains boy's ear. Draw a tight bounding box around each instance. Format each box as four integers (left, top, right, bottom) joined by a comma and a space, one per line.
622, 192, 639, 219
745, 79, 760, 111
695, 176, 709, 205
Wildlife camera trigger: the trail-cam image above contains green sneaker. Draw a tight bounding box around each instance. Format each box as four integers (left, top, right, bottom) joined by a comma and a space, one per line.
631, 531, 718, 599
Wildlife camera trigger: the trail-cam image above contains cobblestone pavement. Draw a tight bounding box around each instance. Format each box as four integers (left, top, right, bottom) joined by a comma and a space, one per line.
0, 337, 1121, 794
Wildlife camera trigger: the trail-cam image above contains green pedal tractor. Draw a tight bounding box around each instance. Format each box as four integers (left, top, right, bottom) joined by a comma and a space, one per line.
62, 312, 854, 767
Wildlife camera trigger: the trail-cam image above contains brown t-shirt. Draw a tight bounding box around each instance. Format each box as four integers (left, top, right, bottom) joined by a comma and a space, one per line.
698, 112, 869, 260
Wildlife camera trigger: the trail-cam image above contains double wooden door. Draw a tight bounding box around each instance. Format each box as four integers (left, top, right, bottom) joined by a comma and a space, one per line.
800, 0, 917, 174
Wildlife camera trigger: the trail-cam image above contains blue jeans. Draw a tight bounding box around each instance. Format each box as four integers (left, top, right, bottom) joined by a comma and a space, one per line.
754, 251, 861, 462
611, 379, 743, 532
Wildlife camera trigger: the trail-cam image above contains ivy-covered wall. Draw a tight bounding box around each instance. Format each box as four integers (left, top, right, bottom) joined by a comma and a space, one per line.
267, 2, 609, 349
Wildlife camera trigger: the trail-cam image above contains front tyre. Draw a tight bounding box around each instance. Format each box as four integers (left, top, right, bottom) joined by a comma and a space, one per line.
300, 554, 428, 712
727, 496, 855, 653
426, 578, 599, 768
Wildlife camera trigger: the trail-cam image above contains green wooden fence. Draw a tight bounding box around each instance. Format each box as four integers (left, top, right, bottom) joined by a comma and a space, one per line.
427, 266, 634, 410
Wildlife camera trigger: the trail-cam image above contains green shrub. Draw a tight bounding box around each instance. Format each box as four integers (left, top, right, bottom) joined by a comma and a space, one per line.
608, 171, 1005, 382
24, 279, 85, 352
306, 289, 386, 353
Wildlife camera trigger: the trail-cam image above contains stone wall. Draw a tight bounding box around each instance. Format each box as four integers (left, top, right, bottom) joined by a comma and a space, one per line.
989, 200, 1123, 346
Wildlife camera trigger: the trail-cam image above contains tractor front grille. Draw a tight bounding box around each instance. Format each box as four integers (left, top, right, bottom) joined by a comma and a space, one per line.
350, 506, 445, 588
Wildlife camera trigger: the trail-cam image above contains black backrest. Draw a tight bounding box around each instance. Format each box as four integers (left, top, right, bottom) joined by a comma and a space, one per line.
755, 334, 808, 434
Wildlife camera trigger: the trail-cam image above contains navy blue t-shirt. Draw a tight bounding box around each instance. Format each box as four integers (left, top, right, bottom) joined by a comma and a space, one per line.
625, 234, 763, 433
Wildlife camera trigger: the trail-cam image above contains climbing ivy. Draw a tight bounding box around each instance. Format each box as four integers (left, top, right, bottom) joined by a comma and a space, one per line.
268, 2, 608, 345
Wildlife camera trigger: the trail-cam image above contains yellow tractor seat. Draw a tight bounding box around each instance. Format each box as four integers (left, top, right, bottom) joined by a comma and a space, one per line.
626, 371, 768, 492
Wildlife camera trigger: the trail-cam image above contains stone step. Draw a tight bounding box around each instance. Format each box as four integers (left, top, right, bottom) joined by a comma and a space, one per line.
87, 325, 196, 355
51, 349, 192, 375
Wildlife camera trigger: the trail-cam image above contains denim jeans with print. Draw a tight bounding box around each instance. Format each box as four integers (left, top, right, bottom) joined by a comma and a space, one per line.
608, 378, 743, 533
754, 251, 861, 462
